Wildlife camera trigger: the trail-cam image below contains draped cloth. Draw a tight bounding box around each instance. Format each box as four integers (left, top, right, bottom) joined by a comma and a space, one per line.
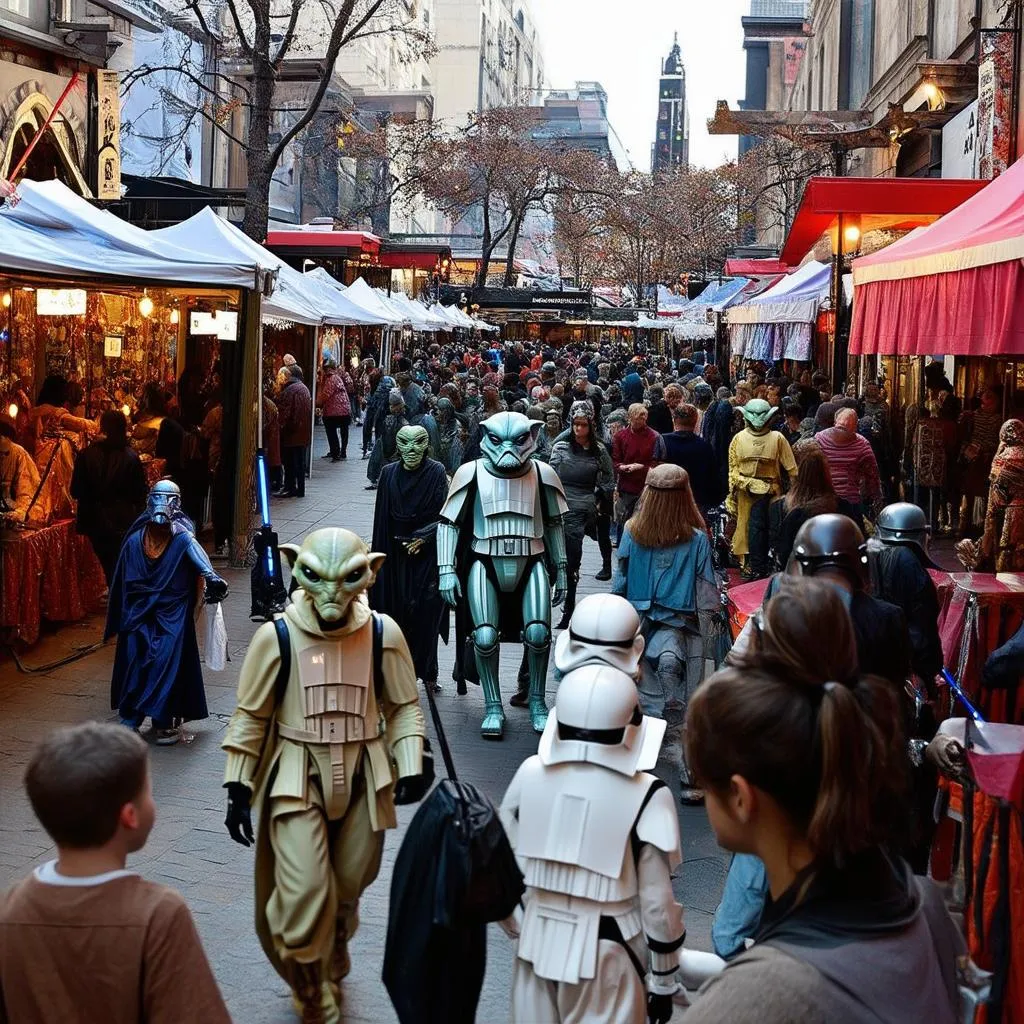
369, 458, 450, 682
106, 523, 208, 724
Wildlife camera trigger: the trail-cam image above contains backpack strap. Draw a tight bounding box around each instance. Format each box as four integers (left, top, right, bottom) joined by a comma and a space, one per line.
372, 611, 384, 699
272, 615, 292, 709
630, 778, 668, 865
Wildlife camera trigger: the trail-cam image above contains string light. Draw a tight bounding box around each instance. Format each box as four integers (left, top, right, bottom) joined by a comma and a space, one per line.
139, 290, 154, 318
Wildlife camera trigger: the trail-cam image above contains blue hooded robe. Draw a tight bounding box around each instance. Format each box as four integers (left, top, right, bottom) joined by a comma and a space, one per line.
106, 519, 208, 725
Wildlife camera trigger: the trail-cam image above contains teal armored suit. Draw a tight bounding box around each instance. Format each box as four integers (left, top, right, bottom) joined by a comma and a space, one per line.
438, 412, 569, 738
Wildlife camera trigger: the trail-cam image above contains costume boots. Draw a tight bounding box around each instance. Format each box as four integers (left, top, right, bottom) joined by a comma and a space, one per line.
289, 961, 338, 1024
595, 559, 612, 582
556, 574, 578, 631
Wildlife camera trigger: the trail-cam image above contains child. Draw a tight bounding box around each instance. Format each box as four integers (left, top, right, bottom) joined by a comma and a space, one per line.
0, 722, 231, 1023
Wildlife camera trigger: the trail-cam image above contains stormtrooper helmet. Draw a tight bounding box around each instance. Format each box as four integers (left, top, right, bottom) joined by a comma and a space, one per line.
554, 594, 645, 677
147, 479, 182, 525
538, 665, 665, 776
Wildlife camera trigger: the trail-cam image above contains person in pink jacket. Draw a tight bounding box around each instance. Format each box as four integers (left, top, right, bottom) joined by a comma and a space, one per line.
318, 357, 353, 462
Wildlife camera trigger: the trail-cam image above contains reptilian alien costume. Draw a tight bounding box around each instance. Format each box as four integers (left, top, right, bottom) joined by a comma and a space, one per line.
222, 528, 428, 1024
438, 411, 569, 739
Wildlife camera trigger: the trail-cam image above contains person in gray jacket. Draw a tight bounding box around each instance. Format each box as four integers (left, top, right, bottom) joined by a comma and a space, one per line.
683, 577, 965, 1024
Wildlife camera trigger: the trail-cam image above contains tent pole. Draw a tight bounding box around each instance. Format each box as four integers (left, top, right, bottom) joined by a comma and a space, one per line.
309, 325, 320, 479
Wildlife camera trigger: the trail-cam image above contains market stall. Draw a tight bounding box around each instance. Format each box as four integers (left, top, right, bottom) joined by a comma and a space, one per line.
0, 179, 268, 643
850, 155, 1024, 358
726, 260, 830, 364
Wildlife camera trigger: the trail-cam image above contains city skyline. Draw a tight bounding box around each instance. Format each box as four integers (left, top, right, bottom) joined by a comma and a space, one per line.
531, 0, 748, 171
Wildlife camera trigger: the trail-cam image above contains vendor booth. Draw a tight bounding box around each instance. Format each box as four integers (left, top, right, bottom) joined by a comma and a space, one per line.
726, 259, 830, 365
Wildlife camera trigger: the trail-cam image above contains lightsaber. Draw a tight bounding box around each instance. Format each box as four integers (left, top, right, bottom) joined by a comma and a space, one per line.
256, 449, 274, 577
940, 667, 986, 723
249, 446, 287, 621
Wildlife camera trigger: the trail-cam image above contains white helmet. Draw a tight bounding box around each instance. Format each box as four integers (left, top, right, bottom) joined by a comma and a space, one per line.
554, 594, 645, 677
539, 665, 665, 776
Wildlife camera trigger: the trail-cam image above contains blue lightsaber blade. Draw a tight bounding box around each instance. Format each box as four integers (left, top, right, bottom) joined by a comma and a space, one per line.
940, 667, 986, 723
256, 450, 274, 577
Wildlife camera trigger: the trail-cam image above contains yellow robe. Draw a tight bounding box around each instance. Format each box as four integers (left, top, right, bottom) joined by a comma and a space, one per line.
728, 428, 796, 557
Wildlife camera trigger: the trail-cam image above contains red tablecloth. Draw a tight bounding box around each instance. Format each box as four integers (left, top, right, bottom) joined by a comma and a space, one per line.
1, 519, 106, 645
938, 573, 1024, 724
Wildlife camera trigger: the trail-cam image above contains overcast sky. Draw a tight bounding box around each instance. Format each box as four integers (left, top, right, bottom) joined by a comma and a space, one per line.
530, 0, 749, 171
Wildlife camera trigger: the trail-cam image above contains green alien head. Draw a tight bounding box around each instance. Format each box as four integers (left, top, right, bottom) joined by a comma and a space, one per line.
396, 424, 430, 471
480, 411, 541, 474
741, 398, 777, 432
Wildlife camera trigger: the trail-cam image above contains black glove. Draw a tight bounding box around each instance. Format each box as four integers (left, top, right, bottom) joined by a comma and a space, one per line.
393, 739, 436, 806
224, 782, 254, 846
647, 992, 673, 1024
205, 576, 228, 604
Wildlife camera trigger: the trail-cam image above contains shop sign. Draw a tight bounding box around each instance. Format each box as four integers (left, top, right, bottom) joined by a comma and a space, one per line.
942, 100, 978, 179
36, 289, 87, 316
977, 30, 1014, 179
96, 69, 121, 200
190, 310, 238, 340
104, 335, 123, 358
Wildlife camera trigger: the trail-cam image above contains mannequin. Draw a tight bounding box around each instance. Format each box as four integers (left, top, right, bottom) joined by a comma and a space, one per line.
222, 528, 429, 1024
438, 411, 569, 738
500, 664, 685, 1023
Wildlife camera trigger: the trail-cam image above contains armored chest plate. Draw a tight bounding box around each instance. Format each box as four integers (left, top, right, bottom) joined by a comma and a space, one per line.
295, 619, 375, 744
474, 464, 543, 540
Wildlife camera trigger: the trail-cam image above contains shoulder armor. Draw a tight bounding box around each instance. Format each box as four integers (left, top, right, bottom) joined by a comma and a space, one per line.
537, 461, 569, 516
537, 460, 565, 493
378, 612, 406, 650
440, 461, 478, 523
635, 776, 682, 870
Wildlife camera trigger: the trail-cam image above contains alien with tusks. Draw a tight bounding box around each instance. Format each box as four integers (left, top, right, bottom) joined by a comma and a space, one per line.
438, 411, 570, 738
222, 528, 430, 1024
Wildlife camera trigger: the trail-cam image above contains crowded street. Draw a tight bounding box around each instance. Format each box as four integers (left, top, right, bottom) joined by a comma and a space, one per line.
4, 0, 1024, 1022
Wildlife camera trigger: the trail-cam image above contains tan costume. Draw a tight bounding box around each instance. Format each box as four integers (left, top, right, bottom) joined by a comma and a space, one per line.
223, 529, 425, 1024
728, 417, 796, 559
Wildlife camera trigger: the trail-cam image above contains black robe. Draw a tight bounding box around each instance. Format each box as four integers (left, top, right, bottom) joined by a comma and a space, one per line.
370, 458, 449, 682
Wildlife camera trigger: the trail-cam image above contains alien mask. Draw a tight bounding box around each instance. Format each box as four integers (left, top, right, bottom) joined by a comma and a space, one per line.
281, 528, 386, 624
147, 479, 182, 525
479, 411, 541, 475
396, 425, 430, 471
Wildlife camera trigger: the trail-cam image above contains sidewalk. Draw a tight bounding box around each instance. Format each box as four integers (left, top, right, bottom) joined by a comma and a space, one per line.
0, 437, 728, 1021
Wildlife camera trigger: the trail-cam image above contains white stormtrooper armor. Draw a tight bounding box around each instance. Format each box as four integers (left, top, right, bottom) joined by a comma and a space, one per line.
501, 666, 685, 1023
554, 594, 646, 677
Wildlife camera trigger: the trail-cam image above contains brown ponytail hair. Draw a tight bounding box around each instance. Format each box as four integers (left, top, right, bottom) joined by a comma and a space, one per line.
687, 577, 907, 865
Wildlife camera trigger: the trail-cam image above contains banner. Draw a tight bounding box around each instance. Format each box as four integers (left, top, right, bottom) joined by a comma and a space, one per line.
95, 69, 121, 200
977, 30, 1014, 179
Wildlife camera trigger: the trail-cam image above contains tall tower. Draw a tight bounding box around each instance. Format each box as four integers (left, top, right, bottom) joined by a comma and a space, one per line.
653, 33, 689, 173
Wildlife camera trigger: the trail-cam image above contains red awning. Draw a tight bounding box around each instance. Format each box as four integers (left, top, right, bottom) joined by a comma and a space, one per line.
265, 229, 381, 258
723, 257, 788, 276
850, 156, 1024, 357
780, 176, 988, 266
379, 243, 452, 271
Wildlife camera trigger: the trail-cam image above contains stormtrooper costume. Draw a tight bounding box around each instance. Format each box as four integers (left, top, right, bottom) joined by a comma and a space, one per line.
500, 665, 685, 1024
553, 593, 645, 679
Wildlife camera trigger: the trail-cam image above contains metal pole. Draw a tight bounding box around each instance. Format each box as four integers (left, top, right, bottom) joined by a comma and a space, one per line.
309, 326, 319, 479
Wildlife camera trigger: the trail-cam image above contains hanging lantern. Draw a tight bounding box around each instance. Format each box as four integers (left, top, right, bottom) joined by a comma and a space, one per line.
1, 292, 10, 308
170, 308, 180, 325
7, 403, 17, 418
138, 290, 154, 318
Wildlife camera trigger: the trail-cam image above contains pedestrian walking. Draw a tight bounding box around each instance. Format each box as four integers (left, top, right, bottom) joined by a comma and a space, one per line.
318, 357, 352, 462
0, 722, 231, 1023
277, 364, 312, 498
662, 403, 724, 515
815, 407, 883, 530
611, 402, 665, 529
613, 463, 720, 803
70, 410, 147, 587
767, 439, 838, 572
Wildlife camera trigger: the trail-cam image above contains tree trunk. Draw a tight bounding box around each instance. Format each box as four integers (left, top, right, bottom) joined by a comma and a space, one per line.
476, 200, 493, 288
241, 37, 275, 242
501, 211, 524, 286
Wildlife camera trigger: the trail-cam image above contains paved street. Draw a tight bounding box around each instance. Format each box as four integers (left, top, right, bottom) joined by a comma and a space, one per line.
0, 432, 728, 1023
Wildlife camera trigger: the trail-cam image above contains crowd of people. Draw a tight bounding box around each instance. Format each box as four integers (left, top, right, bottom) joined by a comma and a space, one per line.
0, 329, 1014, 1023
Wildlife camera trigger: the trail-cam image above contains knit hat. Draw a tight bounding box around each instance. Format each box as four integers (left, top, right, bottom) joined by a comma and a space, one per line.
569, 400, 594, 424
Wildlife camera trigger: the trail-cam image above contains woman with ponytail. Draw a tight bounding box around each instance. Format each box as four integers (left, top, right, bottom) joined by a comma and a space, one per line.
685, 577, 964, 1024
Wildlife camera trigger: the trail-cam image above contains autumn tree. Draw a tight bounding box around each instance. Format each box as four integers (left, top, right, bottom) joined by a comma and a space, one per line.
552, 188, 609, 288
124, 0, 431, 241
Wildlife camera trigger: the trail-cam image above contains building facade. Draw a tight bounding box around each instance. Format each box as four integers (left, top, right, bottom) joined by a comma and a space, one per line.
430, 0, 544, 125
533, 80, 627, 170
652, 33, 688, 173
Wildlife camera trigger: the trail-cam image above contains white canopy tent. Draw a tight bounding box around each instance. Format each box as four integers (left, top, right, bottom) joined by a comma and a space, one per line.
0, 179, 262, 289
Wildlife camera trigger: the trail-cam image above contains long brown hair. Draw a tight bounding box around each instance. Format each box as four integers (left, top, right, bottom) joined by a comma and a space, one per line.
686, 578, 907, 865
627, 470, 706, 549
784, 439, 839, 516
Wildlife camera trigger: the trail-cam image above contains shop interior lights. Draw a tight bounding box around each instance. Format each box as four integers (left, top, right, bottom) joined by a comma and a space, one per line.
7, 403, 17, 418
843, 224, 862, 246
138, 290, 154, 318
1, 292, 10, 308
170, 307, 180, 325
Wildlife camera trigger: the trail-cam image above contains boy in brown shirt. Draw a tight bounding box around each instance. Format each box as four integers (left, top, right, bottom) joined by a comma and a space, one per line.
0, 722, 231, 1023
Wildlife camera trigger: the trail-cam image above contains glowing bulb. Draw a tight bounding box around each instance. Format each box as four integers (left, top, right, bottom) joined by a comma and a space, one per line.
121, 404, 131, 417
1, 292, 10, 308
843, 224, 862, 245
7, 403, 17, 418
169, 308, 179, 325
138, 293, 154, 318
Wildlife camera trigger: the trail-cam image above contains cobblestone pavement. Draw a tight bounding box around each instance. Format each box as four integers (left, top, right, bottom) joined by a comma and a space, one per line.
0, 432, 728, 1022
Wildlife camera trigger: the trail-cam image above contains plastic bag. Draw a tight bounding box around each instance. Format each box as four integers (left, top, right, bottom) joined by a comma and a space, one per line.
201, 602, 229, 671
